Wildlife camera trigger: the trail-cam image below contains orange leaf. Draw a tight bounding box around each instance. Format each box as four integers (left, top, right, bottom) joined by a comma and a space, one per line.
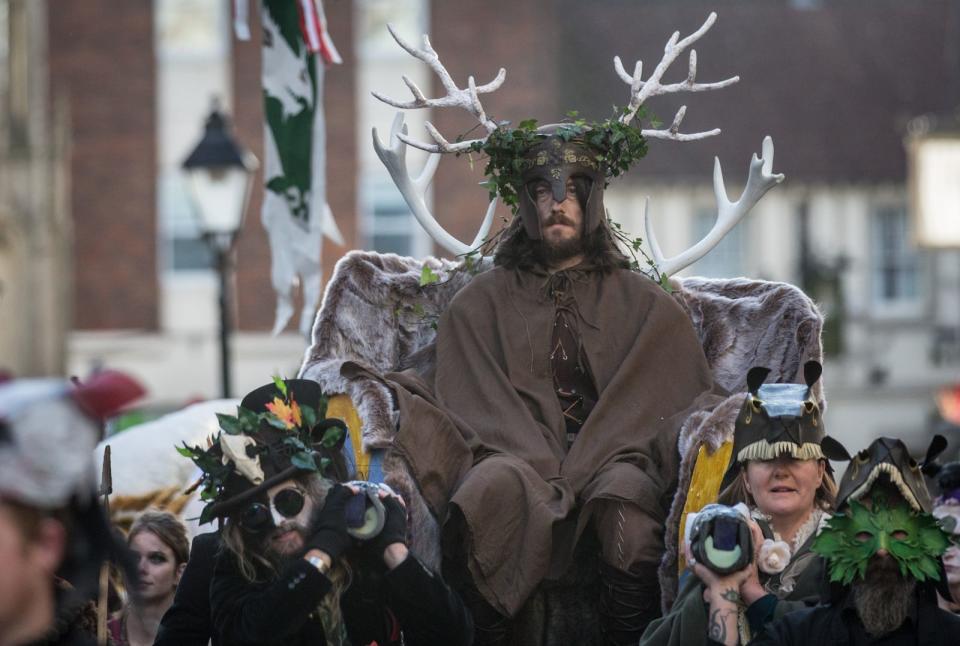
265, 396, 296, 429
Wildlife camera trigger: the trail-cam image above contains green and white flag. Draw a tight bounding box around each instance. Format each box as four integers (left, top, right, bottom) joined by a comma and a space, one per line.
260, 0, 342, 335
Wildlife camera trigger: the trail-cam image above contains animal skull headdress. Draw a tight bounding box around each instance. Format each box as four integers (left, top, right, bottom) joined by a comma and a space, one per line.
371, 12, 784, 276
812, 436, 953, 586
720, 361, 844, 490
834, 435, 948, 514
178, 378, 348, 524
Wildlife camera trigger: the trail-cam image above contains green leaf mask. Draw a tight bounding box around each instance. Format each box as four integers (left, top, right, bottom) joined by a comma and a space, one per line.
812, 493, 950, 585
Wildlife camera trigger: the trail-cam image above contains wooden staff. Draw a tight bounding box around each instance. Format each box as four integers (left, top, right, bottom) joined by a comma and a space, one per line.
96, 445, 112, 646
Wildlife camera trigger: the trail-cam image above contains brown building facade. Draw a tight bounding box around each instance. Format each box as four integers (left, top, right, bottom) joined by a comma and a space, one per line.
49, 0, 356, 334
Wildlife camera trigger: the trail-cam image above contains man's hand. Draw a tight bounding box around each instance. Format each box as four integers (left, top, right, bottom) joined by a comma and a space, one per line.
303, 484, 353, 567
365, 487, 409, 569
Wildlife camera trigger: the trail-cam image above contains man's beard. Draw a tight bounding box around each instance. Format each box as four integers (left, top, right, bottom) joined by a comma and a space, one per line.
852, 556, 917, 637
539, 213, 584, 264
258, 501, 322, 569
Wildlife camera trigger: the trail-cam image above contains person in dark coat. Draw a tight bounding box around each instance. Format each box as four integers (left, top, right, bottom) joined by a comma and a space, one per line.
177, 379, 472, 646
703, 436, 960, 645
387, 134, 724, 646
153, 531, 220, 646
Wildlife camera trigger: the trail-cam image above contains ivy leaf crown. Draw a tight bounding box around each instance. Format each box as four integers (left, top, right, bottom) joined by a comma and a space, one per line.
175, 378, 345, 522
463, 107, 653, 215
812, 493, 951, 586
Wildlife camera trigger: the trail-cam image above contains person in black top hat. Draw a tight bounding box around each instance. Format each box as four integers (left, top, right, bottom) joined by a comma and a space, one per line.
177, 378, 472, 646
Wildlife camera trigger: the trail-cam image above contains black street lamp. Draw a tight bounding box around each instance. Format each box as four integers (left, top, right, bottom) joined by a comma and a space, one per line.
182, 103, 258, 399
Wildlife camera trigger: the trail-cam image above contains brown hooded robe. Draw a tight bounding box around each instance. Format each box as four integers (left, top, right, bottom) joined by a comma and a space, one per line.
386, 265, 720, 616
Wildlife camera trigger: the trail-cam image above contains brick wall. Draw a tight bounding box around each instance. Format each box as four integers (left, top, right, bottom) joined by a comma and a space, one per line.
232, 2, 356, 331
48, 1, 158, 330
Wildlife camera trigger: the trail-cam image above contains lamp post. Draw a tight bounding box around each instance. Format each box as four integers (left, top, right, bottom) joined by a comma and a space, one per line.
182, 103, 258, 399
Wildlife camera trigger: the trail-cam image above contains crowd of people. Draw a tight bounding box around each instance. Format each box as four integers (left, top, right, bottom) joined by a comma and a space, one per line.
2, 372, 959, 646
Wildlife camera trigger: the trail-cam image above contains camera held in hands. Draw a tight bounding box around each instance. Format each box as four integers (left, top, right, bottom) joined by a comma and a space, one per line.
685, 503, 754, 575
343, 480, 387, 540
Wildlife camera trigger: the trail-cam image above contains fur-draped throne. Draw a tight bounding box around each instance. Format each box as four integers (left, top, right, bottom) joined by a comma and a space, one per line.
299, 250, 824, 644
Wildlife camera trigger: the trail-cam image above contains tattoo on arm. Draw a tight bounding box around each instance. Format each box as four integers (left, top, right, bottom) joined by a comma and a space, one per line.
720, 587, 741, 604
707, 607, 730, 643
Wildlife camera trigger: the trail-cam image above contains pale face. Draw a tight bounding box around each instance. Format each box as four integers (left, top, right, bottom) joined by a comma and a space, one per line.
130, 530, 184, 605
933, 502, 960, 585
532, 178, 584, 250
264, 479, 316, 557
744, 456, 825, 520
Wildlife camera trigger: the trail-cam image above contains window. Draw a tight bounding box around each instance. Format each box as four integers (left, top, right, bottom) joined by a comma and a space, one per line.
361, 179, 429, 257
158, 172, 212, 270
687, 206, 746, 278
154, 0, 230, 273
357, 0, 431, 258
871, 204, 921, 307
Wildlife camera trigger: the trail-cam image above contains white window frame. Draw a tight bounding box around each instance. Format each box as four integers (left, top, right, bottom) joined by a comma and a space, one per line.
687, 204, 747, 278
359, 177, 431, 258
355, 0, 432, 258
869, 201, 926, 319
154, 0, 231, 277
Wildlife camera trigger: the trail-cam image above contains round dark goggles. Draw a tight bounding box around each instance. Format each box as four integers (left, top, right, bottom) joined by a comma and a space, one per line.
238, 487, 306, 534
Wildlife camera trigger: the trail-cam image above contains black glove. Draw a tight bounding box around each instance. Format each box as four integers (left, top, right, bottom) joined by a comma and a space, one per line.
366, 494, 408, 560
304, 484, 353, 561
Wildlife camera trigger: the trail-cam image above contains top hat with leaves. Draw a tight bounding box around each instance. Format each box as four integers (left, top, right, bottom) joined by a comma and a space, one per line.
178, 378, 348, 525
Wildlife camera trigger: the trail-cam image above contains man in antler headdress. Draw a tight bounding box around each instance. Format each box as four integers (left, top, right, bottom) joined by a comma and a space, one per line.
370, 13, 784, 645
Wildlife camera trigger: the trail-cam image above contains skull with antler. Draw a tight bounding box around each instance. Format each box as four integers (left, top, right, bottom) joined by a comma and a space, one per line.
372, 12, 784, 277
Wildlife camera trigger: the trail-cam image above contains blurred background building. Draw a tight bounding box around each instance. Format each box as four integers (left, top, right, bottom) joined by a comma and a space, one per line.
0, 0, 957, 456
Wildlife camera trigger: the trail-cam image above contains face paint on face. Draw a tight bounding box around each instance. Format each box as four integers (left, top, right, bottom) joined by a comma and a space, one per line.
933, 502, 960, 585
262, 480, 315, 557
812, 492, 951, 585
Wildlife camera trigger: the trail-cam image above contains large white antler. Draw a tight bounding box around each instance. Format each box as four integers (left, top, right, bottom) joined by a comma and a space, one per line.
373, 112, 497, 256
614, 12, 739, 141
643, 136, 785, 277
371, 24, 505, 154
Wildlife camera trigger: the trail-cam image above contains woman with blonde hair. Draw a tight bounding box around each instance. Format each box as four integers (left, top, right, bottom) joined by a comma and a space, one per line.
109, 510, 189, 646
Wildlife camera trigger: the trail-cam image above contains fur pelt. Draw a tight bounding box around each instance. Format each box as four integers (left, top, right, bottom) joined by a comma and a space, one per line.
299, 251, 490, 567
299, 251, 825, 591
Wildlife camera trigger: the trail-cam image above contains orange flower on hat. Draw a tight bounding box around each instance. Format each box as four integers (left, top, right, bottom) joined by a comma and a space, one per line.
265, 396, 303, 430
